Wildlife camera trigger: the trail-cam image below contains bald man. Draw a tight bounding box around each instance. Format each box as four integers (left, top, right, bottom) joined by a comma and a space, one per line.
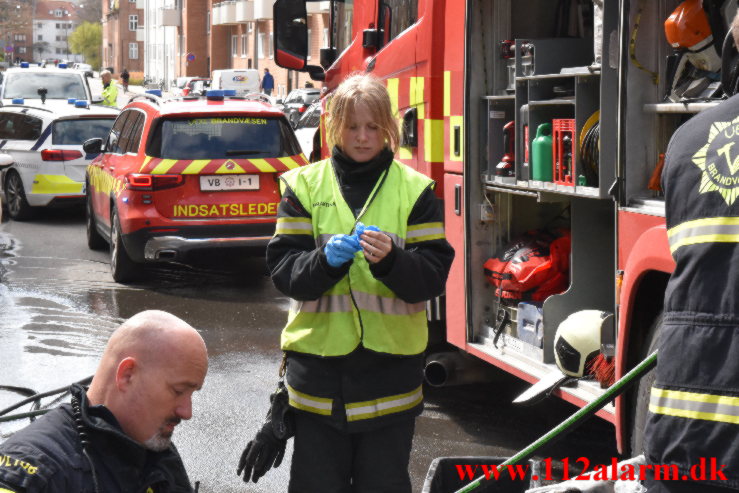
100, 70, 118, 108
0, 310, 208, 493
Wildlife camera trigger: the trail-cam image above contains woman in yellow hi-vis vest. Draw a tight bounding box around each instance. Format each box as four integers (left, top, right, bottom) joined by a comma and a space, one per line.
237, 74, 454, 491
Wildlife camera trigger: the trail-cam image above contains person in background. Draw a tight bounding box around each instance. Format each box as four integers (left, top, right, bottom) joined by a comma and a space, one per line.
642, 9, 739, 493
237, 73, 454, 491
100, 70, 118, 108
120, 67, 130, 93
0, 310, 208, 493
261, 68, 274, 96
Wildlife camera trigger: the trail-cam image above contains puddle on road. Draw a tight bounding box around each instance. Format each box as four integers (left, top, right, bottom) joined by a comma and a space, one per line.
0, 231, 20, 283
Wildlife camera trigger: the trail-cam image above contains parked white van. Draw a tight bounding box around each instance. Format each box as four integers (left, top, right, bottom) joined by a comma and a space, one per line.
210, 69, 260, 96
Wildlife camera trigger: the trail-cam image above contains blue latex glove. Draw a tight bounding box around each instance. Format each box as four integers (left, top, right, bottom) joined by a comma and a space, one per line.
324, 234, 361, 268
354, 222, 380, 239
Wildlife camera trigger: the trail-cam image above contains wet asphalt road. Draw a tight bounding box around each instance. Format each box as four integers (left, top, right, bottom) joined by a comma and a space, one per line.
0, 208, 619, 492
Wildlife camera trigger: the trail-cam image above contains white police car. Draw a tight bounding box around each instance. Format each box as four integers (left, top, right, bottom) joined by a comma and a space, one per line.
0, 99, 119, 220
0, 62, 100, 105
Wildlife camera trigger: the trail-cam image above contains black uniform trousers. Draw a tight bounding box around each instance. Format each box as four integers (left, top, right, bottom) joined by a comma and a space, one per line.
288, 411, 415, 493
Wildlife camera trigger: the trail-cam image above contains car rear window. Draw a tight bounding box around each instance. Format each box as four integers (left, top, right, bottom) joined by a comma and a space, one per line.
3, 72, 88, 100
148, 116, 301, 160
52, 118, 116, 145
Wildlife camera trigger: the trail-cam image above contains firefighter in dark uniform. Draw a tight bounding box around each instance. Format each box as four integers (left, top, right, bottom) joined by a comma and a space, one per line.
643, 13, 739, 493
238, 74, 454, 492
0, 310, 206, 493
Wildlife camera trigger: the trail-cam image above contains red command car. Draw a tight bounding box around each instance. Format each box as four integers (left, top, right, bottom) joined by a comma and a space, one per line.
84, 91, 307, 283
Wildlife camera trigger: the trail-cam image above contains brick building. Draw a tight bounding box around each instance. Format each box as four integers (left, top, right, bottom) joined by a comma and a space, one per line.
101, 0, 144, 74
0, 0, 34, 63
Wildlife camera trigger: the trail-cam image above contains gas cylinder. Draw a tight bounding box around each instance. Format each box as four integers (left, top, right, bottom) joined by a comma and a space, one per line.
531, 123, 553, 181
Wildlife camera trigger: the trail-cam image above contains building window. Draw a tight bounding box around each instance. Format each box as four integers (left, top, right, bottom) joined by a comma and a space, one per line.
38, 35, 42, 41
37, 23, 42, 28
269, 33, 273, 58
247, 22, 253, 33
257, 32, 264, 59
129, 42, 138, 59
55, 9, 62, 17
206, 11, 210, 34
179, 34, 184, 56
56, 48, 62, 54
231, 35, 238, 58
14, 34, 26, 41
129, 15, 138, 31
241, 34, 246, 58
306, 29, 310, 59
18, 47, 26, 54
323, 27, 329, 48
55, 23, 60, 28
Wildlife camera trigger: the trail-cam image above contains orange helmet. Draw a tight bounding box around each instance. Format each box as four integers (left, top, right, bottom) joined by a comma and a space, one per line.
665, 0, 713, 50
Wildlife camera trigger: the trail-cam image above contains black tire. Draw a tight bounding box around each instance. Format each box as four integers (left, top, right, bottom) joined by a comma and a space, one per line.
110, 207, 141, 283
5, 171, 34, 221
86, 190, 107, 250
630, 311, 663, 457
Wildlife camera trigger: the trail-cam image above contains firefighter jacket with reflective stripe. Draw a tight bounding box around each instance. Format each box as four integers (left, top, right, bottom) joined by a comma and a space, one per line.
644, 94, 739, 488
0, 384, 193, 493
277, 156, 442, 357
267, 147, 454, 431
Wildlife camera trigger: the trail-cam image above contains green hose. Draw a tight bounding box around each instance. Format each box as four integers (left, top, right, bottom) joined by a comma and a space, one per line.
454, 351, 658, 493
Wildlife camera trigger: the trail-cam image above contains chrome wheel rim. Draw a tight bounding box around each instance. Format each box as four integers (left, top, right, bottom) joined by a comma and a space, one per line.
6, 175, 22, 216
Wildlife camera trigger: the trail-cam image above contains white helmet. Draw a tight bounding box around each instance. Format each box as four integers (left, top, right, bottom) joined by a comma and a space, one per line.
554, 310, 610, 377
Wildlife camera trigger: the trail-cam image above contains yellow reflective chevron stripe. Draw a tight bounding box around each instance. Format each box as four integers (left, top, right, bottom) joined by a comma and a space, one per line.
345, 386, 423, 422
0, 488, 17, 493
151, 158, 178, 174
275, 217, 313, 236
407, 222, 445, 243
182, 159, 211, 174
424, 119, 444, 162
286, 383, 333, 415
278, 156, 301, 169
31, 174, 83, 194
138, 155, 153, 172
245, 158, 276, 173
649, 387, 739, 424
387, 78, 399, 117
667, 217, 739, 254
410, 77, 424, 119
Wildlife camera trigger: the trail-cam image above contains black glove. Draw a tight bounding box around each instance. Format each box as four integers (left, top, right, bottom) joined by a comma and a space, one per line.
236, 382, 294, 483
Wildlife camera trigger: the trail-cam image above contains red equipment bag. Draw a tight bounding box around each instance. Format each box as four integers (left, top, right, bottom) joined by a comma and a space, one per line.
483, 228, 571, 304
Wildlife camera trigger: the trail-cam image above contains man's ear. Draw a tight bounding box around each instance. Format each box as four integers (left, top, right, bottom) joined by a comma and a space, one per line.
115, 357, 136, 391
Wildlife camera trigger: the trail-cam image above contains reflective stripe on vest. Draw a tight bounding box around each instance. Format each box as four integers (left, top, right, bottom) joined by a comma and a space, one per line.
667, 217, 739, 254
649, 386, 739, 424
276, 217, 314, 236
286, 383, 333, 415
279, 158, 434, 356
345, 385, 423, 422
407, 222, 445, 244
291, 292, 426, 316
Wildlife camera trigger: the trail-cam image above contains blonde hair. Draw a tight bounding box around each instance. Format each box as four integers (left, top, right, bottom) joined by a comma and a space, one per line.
326, 73, 400, 154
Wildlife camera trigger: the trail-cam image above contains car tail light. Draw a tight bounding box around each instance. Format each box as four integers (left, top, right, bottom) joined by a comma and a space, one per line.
125, 173, 185, 191
41, 149, 84, 161
299, 106, 307, 113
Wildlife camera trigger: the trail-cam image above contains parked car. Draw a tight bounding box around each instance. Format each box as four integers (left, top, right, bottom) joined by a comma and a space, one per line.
0, 101, 119, 220
84, 91, 308, 283
293, 101, 321, 161
182, 78, 212, 96
0, 64, 100, 105
278, 88, 320, 128
72, 63, 94, 78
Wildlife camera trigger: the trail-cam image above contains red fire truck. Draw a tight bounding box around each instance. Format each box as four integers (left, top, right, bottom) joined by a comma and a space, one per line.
272, 0, 731, 455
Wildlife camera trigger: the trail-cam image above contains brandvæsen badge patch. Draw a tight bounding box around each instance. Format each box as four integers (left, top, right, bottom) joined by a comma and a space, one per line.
692, 117, 739, 206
